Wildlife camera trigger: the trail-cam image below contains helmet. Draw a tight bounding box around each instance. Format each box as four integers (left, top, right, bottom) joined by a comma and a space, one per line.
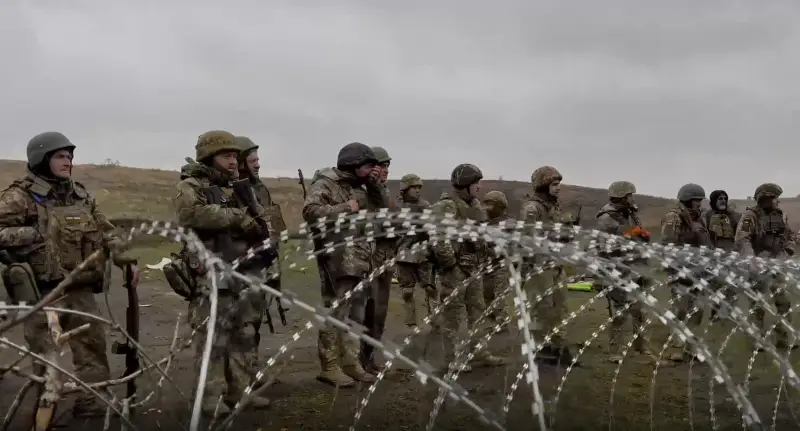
400, 173, 423, 190
608, 181, 636, 199
754, 183, 783, 201
450, 164, 483, 188
337, 142, 378, 169
677, 183, 706, 201
235, 136, 258, 161
483, 191, 508, 208
371, 146, 391, 164
531, 166, 562, 189
27, 132, 75, 167
195, 130, 240, 162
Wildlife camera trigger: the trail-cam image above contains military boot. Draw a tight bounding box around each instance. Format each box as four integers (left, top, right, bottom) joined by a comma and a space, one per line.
473, 350, 507, 367
231, 395, 271, 409
555, 345, 580, 367
342, 363, 377, 383
317, 365, 356, 387
403, 289, 417, 326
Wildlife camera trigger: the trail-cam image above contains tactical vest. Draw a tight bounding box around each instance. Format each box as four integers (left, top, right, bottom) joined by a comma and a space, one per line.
747, 207, 787, 257
252, 180, 286, 233
706, 211, 736, 250
439, 193, 487, 266
666, 207, 711, 247
6, 177, 104, 285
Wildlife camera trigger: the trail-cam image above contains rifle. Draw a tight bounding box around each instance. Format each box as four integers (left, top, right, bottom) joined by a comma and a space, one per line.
112, 262, 140, 402
298, 169, 307, 199
231, 179, 285, 327
574, 204, 583, 226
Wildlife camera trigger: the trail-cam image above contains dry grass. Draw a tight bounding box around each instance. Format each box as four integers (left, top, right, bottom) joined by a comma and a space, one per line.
2, 159, 796, 237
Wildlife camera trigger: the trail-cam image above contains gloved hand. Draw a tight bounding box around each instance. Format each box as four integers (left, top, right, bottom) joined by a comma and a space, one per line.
107, 238, 137, 267
241, 216, 266, 240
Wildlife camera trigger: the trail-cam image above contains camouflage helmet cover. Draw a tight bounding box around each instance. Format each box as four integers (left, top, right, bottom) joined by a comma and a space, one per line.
531, 166, 562, 189
195, 130, 240, 162
371, 146, 391, 164
483, 190, 508, 208
608, 181, 636, 199
235, 136, 258, 161
754, 183, 783, 201
400, 173, 423, 190
337, 142, 378, 169
677, 183, 706, 201
27, 132, 75, 167
450, 163, 483, 188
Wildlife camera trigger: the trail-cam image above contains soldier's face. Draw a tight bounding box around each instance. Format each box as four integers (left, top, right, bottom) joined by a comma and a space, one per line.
378, 163, 390, 183
715, 195, 727, 210
624, 194, 635, 206
549, 180, 561, 197
690, 199, 703, 211
468, 180, 482, 196
407, 186, 421, 199
48, 149, 73, 179
355, 163, 377, 179
246, 151, 260, 176
214, 151, 240, 176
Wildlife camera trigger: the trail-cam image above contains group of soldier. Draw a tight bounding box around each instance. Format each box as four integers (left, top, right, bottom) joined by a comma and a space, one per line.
0, 131, 795, 421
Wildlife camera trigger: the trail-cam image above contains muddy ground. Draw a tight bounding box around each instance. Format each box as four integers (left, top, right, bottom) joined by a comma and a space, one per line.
2, 260, 800, 430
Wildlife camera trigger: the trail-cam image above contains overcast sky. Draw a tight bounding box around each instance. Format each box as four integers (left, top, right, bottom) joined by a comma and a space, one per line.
1, 1, 799, 198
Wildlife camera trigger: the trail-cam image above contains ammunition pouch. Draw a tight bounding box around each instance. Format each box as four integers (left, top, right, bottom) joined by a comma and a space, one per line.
163, 254, 196, 300
1, 263, 41, 304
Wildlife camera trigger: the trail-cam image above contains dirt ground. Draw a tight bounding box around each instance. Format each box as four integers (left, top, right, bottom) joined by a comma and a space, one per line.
2, 257, 800, 430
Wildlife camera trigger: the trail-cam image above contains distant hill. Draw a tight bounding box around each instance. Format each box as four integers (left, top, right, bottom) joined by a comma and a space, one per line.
2, 159, 797, 237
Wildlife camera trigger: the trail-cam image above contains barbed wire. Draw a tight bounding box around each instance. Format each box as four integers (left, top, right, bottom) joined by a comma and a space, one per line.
1, 209, 799, 430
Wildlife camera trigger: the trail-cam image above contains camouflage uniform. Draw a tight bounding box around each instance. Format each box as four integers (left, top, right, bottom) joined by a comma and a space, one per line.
361, 146, 395, 372
302, 142, 386, 387
481, 191, 511, 325
594, 181, 652, 363
660, 183, 713, 361
520, 166, 576, 364
735, 183, 796, 349
174, 131, 272, 413
703, 189, 740, 320
394, 173, 435, 327
0, 132, 133, 417
429, 164, 505, 370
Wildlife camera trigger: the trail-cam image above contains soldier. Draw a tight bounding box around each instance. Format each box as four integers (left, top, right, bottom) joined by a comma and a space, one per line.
394, 173, 435, 327
703, 189, 741, 320
302, 142, 386, 387
0, 132, 138, 417
735, 183, 797, 350
235, 136, 288, 366
520, 166, 577, 365
360, 146, 395, 373
481, 191, 511, 326
174, 130, 273, 414
660, 183, 713, 362
594, 181, 654, 363
429, 164, 505, 372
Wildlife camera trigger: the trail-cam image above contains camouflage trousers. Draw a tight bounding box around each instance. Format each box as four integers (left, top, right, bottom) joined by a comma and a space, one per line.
483, 264, 510, 322
438, 267, 494, 362
188, 282, 265, 408
395, 261, 436, 326
318, 276, 368, 372
361, 244, 394, 367
607, 290, 648, 354
668, 280, 704, 356
750, 276, 793, 347
525, 268, 568, 347
24, 288, 110, 411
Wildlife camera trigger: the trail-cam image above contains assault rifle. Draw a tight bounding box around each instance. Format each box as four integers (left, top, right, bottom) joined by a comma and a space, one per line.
112, 262, 140, 403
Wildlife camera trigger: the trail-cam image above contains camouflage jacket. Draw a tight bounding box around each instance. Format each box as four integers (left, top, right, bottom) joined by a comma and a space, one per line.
175, 162, 269, 264
702, 209, 740, 251
660, 203, 712, 247
735, 206, 795, 258
595, 203, 650, 281
250, 176, 286, 240
302, 167, 387, 278
396, 193, 431, 264
429, 188, 488, 272
520, 192, 574, 266
0, 170, 120, 286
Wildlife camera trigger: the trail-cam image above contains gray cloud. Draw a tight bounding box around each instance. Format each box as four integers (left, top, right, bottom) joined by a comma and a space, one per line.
2, 0, 799, 198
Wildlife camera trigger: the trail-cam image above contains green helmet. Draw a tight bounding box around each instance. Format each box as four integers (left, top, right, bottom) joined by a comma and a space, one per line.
754, 183, 783, 201
483, 191, 508, 208
235, 136, 258, 161
677, 183, 706, 201
371, 146, 391, 164
608, 181, 636, 199
337, 142, 378, 169
531, 166, 562, 189
195, 130, 240, 162
400, 173, 423, 190
27, 132, 75, 167
450, 164, 483, 188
